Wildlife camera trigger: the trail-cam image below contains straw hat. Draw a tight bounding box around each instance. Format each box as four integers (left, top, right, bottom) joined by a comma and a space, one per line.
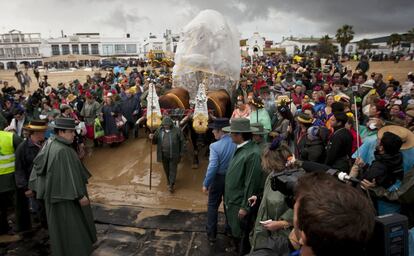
377, 125, 414, 150
66, 93, 77, 103
23, 120, 48, 132
297, 113, 313, 124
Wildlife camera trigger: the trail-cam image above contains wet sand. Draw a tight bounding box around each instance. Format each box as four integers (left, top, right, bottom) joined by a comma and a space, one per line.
83, 134, 209, 211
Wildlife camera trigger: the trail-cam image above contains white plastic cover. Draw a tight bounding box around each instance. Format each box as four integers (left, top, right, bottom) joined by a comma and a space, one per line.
173, 9, 241, 100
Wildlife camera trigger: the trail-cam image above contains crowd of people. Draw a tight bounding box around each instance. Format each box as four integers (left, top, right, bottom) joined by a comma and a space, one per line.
0, 53, 413, 255
202, 54, 414, 255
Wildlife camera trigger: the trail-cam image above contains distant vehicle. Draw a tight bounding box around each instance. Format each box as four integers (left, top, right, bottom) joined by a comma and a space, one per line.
99, 59, 130, 70
100, 60, 118, 69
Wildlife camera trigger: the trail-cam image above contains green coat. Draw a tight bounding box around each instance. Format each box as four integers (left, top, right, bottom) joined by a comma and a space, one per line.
29, 136, 97, 256
224, 141, 264, 238
250, 174, 293, 252
152, 126, 185, 162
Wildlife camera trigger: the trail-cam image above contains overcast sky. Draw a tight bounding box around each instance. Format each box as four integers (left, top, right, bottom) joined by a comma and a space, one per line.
2, 0, 413, 42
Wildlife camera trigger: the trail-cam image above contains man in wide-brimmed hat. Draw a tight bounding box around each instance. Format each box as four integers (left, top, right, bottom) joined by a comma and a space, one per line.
14, 120, 48, 232
251, 123, 269, 149
222, 118, 264, 254
29, 117, 97, 256
202, 118, 236, 243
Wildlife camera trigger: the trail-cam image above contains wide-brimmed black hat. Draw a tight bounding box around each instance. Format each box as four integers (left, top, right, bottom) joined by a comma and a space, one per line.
208, 118, 230, 129
50, 117, 77, 130
222, 118, 258, 133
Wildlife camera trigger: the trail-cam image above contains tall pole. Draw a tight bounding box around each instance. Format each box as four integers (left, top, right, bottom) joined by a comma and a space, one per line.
149, 85, 154, 190
354, 96, 360, 158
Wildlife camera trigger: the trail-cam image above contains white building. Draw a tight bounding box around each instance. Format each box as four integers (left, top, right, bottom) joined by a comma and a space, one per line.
43, 33, 101, 57
163, 29, 180, 56
0, 30, 42, 70
245, 32, 266, 57
277, 37, 357, 56
100, 36, 141, 58
42, 33, 141, 59
142, 33, 165, 59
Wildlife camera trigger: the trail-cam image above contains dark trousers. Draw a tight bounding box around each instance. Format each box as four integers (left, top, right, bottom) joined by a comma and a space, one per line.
0, 190, 14, 234
206, 174, 225, 238
161, 157, 179, 186
239, 199, 260, 255
15, 188, 31, 232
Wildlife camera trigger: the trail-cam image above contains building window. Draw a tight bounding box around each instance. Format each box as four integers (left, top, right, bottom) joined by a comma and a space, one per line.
72, 45, 79, 54
23, 47, 30, 56
12, 34, 20, 43
5, 48, 13, 57
102, 44, 114, 55
348, 45, 353, 53
0, 49, 4, 57
31, 47, 39, 55
114, 44, 126, 54
81, 44, 89, 55
14, 48, 22, 57
52, 45, 60, 55
126, 44, 137, 53
62, 45, 70, 55
91, 44, 99, 55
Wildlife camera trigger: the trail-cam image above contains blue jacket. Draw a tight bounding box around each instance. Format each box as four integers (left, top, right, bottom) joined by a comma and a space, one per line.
203, 134, 236, 188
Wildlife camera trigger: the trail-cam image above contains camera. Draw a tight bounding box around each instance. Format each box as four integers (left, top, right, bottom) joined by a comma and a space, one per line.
270, 168, 409, 256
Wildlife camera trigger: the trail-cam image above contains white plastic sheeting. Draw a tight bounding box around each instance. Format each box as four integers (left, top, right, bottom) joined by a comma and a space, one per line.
173, 9, 241, 100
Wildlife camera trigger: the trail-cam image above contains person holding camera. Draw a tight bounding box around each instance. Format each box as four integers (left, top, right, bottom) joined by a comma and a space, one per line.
248, 139, 293, 256
291, 172, 376, 256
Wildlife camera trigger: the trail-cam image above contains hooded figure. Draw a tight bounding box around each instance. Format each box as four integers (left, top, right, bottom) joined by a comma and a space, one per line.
150, 116, 185, 192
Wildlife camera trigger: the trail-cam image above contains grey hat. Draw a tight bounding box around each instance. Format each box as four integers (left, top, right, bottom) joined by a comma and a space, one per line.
50, 117, 77, 130
222, 118, 258, 133
251, 123, 269, 135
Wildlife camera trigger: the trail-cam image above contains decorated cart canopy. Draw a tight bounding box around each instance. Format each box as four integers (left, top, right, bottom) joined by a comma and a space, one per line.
172, 9, 241, 100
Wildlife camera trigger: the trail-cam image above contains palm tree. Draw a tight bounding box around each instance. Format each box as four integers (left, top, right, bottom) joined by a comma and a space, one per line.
357, 39, 373, 52
388, 33, 402, 52
335, 24, 355, 56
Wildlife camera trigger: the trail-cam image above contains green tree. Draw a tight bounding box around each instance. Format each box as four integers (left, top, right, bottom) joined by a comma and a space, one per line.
335, 24, 355, 56
357, 39, 373, 52
317, 35, 336, 58
388, 33, 402, 52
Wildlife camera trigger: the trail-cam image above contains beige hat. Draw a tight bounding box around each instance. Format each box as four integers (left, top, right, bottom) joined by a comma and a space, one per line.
378, 125, 414, 150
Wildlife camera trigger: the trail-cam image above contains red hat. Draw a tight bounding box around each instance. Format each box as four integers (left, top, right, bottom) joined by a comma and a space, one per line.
85, 91, 92, 98
302, 103, 313, 111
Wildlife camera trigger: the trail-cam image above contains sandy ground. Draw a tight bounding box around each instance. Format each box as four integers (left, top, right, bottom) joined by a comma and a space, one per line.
0, 60, 413, 90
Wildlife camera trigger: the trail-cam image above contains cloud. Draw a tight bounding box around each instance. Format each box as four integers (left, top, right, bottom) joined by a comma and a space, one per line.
1, 0, 413, 42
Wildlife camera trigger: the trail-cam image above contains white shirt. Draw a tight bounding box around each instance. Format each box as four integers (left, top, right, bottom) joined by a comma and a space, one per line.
237, 140, 250, 149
